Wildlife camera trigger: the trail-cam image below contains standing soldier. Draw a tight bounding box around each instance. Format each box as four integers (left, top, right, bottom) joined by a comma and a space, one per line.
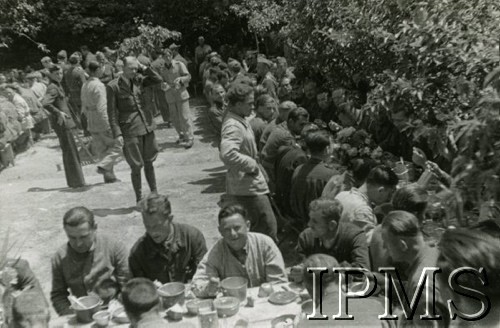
64, 54, 87, 132
42, 65, 85, 188
160, 49, 194, 149
81, 61, 122, 183
106, 57, 162, 204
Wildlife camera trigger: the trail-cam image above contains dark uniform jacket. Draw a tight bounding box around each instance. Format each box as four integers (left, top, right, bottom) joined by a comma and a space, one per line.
297, 222, 371, 269
106, 67, 162, 138
129, 223, 207, 284
42, 81, 77, 131
290, 157, 338, 227
63, 66, 86, 107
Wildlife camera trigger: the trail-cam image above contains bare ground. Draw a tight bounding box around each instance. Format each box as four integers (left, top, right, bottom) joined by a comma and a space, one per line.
0, 99, 224, 307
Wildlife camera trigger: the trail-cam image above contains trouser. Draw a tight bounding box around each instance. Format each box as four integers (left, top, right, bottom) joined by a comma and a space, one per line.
52, 120, 85, 188
154, 85, 170, 122
223, 194, 278, 242
91, 130, 123, 171
169, 100, 193, 140
123, 132, 158, 202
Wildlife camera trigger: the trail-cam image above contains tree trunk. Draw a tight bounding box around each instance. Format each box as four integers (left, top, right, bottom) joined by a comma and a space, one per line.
254, 31, 260, 53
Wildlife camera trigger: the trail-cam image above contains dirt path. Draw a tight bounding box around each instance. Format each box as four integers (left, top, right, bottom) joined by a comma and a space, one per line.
0, 99, 224, 304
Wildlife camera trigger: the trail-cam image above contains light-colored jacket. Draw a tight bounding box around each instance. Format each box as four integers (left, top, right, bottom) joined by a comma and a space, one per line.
81, 77, 110, 133
220, 112, 269, 195
160, 60, 191, 104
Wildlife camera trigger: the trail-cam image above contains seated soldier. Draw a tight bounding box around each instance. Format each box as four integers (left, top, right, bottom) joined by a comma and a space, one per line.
290, 198, 370, 283
381, 210, 444, 326
289, 129, 338, 228
122, 278, 167, 328
129, 193, 207, 284
191, 204, 287, 298
50, 207, 130, 315
297, 254, 390, 328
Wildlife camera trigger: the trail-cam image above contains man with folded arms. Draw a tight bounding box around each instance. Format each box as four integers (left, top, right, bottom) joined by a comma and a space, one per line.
191, 204, 287, 298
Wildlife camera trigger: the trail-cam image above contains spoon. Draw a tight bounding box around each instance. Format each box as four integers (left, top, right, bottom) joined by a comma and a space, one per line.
68, 295, 88, 309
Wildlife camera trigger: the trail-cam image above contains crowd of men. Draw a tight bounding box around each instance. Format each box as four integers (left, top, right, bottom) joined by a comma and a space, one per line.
1, 36, 500, 327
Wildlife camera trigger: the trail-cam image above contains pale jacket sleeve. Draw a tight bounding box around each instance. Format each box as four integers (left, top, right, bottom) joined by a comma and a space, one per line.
352, 207, 377, 244
263, 237, 288, 284
220, 122, 259, 173
95, 82, 108, 121
177, 61, 191, 85
191, 245, 222, 298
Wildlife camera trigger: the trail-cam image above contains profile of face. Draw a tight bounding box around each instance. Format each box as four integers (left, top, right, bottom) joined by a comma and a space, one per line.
3, 88, 15, 100
163, 52, 173, 66
50, 68, 64, 83
391, 110, 409, 132
304, 82, 317, 100
317, 93, 330, 110
212, 85, 226, 104
218, 213, 250, 252
41, 59, 52, 69
308, 210, 335, 239
367, 185, 394, 205
234, 93, 255, 118
0, 74, 6, 84
142, 211, 172, 244
64, 222, 97, 254
277, 61, 287, 76
122, 59, 139, 80
281, 78, 292, 93
256, 63, 268, 78
288, 116, 309, 136
257, 100, 277, 121
381, 228, 405, 262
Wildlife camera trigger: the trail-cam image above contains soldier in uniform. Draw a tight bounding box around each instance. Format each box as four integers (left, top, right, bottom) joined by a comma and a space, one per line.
106, 57, 162, 204
42, 65, 85, 188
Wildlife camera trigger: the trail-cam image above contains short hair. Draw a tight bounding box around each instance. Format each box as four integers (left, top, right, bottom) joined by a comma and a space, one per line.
304, 129, 330, 154
87, 61, 100, 73
382, 210, 421, 238
226, 82, 254, 106
12, 290, 50, 326
218, 204, 248, 224
139, 193, 172, 215
349, 158, 377, 186
68, 55, 79, 65
302, 254, 339, 294
63, 207, 95, 228
40, 56, 52, 64
80, 45, 90, 52
57, 50, 67, 60
208, 67, 220, 76
366, 165, 399, 188
391, 184, 428, 223
48, 64, 62, 73
309, 198, 343, 224
123, 56, 139, 67
163, 48, 173, 57
122, 278, 160, 319
287, 107, 309, 122
437, 229, 500, 300
255, 94, 275, 108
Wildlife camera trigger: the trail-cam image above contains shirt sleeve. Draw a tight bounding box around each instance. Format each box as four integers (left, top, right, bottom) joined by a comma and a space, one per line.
191, 246, 222, 298
128, 248, 145, 279
178, 62, 191, 85
346, 228, 371, 269
50, 253, 72, 315
352, 207, 377, 244
95, 82, 108, 122
220, 122, 259, 173
263, 237, 288, 284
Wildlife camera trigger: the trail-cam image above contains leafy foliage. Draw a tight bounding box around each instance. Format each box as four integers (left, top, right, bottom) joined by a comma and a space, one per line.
0, 0, 45, 49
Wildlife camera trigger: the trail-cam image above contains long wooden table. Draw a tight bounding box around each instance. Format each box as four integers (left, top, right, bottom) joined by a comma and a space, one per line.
50, 283, 305, 328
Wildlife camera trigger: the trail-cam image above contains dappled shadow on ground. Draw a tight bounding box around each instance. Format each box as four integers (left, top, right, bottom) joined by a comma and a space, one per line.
188, 171, 225, 194
202, 165, 226, 173
193, 105, 219, 148
92, 206, 138, 217
27, 182, 106, 193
